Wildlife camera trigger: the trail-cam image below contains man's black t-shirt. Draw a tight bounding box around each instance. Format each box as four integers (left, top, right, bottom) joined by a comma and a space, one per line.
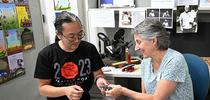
34, 41, 104, 100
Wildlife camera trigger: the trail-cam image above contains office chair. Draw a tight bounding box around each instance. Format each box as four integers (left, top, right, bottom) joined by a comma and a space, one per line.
183, 53, 210, 100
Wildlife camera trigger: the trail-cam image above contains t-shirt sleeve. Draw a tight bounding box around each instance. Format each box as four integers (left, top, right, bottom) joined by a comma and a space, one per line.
161, 55, 187, 83
90, 45, 105, 71
34, 52, 54, 79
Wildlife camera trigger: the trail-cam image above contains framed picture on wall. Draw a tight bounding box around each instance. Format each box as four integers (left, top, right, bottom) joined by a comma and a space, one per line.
176, 5, 198, 33
146, 8, 173, 29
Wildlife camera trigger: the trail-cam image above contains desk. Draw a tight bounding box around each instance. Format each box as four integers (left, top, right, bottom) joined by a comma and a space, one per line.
90, 65, 141, 100
102, 65, 141, 78
102, 65, 142, 100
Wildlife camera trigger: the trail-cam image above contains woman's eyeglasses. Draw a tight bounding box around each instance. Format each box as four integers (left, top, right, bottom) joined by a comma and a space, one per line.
62, 30, 85, 41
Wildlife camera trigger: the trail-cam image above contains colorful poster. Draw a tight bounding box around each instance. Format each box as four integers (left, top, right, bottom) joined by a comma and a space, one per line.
0, 30, 7, 58
0, 0, 33, 85
0, 3, 18, 30
0, 57, 9, 84
14, 0, 29, 5
7, 52, 25, 78
16, 5, 32, 27
53, 0, 71, 10
4, 29, 22, 55
19, 27, 35, 50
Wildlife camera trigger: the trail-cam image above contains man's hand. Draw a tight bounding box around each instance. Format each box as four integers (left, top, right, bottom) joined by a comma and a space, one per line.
96, 77, 109, 94
93, 69, 109, 94
64, 85, 84, 100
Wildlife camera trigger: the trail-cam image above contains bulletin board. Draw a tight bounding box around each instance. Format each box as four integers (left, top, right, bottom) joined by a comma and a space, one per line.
0, 0, 35, 84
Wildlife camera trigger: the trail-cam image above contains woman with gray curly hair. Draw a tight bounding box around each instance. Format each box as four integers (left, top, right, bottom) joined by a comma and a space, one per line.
105, 18, 194, 100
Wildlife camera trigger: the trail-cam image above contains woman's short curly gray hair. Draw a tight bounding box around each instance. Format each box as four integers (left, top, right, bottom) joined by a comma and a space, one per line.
132, 18, 170, 50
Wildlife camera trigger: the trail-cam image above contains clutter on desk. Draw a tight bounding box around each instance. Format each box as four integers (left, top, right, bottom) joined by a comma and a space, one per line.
111, 59, 140, 68
121, 64, 135, 72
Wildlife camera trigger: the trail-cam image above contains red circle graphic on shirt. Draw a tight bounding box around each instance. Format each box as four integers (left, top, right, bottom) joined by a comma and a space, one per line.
61, 62, 78, 79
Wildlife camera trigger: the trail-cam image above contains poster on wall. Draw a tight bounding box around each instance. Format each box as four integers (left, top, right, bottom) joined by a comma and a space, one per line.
0, 57, 9, 84
53, 0, 71, 10
0, 30, 7, 58
176, 5, 198, 33
14, 0, 28, 5
0, 0, 33, 85
0, 3, 18, 30
18, 27, 35, 50
146, 8, 173, 29
4, 29, 22, 55
7, 52, 25, 79
53, 0, 78, 15
16, 5, 32, 27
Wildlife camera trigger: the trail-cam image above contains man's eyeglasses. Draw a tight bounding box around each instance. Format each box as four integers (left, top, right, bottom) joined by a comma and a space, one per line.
62, 30, 85, 41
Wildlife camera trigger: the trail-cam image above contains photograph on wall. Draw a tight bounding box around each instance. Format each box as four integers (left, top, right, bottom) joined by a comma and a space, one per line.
0, 30, 7, 58
0, 3, 18, 30
146, 9, 159, 18
160, 18, 172, 28
4, 29, 22, 55
53, 0, 71, 11
120, 11, 132, 26
0, 57, 10, 84
119, 8, 145, 28
160, 9, 173, 28
0, 0, 14, 3
14, 0, 28, 6
7, 52, 25, 79
18, 27, 35, 50
160, 9, 172, 18
176, 5, 198, 33
146, 8, 173, 29
16, 5, 32, 27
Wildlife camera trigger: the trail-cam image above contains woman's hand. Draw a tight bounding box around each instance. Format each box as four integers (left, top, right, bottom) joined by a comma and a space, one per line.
96, 77, 109, 94
105, 84, 122, 99
64, 85, 83, 100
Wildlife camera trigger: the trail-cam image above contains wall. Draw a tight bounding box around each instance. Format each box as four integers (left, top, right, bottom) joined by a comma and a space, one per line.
170, 13, 210, 57
0, 0, 46, 100
101, 1, 210, 57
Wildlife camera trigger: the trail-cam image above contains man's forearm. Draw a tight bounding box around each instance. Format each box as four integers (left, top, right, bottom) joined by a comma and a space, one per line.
39, 85, 66, 97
